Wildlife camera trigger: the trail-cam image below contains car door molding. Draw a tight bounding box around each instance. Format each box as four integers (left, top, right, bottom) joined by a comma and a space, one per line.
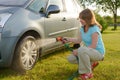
48, 27, 78, 36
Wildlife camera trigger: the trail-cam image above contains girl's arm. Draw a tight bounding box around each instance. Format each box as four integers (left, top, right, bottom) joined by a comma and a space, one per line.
64, 31, 82, 44
88, 32, 98, 48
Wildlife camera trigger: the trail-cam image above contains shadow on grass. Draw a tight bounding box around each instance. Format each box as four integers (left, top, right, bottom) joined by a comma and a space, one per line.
41, 69, 78, 80
103, 27, 120, 34
25, 65, 78, 80
0, 67, 21, 79
103, 31, 120, 34
40, 47, 68, 60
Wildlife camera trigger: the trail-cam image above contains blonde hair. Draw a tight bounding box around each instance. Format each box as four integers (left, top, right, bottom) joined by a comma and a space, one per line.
79, 9, 102, 30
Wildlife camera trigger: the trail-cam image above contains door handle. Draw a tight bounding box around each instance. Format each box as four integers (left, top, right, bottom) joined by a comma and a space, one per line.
62, 17, 66, 21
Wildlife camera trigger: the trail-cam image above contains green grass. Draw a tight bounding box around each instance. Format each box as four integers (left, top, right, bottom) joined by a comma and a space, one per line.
0, 27, 120, 80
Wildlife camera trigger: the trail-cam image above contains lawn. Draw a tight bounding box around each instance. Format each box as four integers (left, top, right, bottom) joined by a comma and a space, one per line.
0, 27, 120, 80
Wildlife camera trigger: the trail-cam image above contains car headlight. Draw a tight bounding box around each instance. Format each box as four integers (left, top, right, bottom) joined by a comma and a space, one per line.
0, 13, 12, 27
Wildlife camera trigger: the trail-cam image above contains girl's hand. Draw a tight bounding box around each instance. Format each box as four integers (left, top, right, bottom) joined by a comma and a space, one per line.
62, 37, 69, 43
72, 49, 78, 56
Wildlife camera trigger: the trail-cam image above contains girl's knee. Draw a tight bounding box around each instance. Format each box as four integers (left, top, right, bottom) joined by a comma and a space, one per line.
78, 47, 88, 55
67, 55, 78, 64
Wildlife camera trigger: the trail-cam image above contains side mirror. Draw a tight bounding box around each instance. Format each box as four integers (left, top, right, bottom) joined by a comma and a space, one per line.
46, 5, 60, 18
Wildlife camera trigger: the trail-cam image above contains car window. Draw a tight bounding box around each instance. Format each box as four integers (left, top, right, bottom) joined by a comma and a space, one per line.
0, 0, 29, 6
65, 0, 77, 13
48, 0, 63, 11
28, 0, 48, 13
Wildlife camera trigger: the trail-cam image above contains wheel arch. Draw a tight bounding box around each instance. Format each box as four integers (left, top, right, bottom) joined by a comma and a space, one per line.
12, 30, 42, 63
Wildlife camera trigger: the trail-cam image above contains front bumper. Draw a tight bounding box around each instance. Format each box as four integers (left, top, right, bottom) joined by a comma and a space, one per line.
0, 35, 18, 67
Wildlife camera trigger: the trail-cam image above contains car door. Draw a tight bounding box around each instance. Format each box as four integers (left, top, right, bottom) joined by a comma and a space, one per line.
42, 0, 68, 53
44, 0, 67, 38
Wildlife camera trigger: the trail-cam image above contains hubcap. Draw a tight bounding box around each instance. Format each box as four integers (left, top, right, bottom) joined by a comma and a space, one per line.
21, 39, 38, 69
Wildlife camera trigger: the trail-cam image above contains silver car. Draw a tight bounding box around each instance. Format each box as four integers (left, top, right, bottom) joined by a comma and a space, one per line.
0, 0, 81, 72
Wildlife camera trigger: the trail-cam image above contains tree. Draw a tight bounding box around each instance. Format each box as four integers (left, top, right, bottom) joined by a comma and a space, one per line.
95, 13, 108, 33
104, 16, 113, 26
79, 0, 120, 30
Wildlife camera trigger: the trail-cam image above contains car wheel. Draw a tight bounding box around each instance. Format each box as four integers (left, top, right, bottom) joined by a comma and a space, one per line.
12, 35, 39, 73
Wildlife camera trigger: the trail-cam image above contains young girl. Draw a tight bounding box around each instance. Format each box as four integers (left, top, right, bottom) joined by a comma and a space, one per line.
63, 9, 105, 80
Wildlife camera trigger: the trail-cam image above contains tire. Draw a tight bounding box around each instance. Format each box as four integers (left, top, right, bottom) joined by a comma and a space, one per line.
12, 35, 39, 73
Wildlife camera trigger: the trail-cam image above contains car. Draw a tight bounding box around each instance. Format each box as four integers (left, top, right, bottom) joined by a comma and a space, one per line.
0, 0, 81, 73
